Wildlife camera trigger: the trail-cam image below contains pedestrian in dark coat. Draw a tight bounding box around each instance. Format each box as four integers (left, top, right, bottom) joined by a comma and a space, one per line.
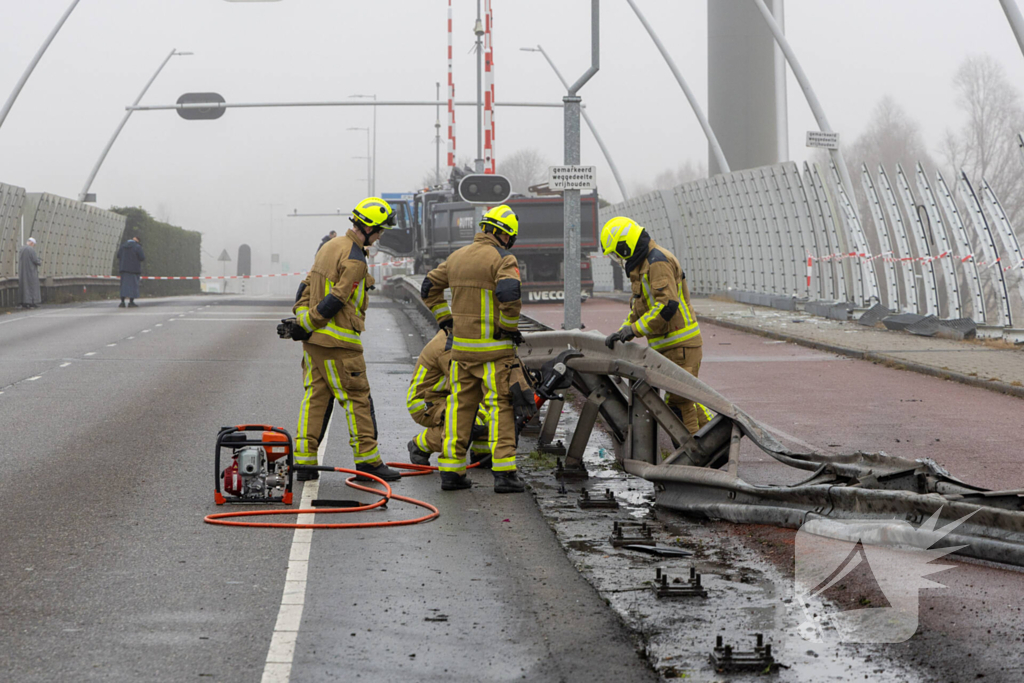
118, 236, 145, 308
317, 230, 337, 253
17, 237, 42, 308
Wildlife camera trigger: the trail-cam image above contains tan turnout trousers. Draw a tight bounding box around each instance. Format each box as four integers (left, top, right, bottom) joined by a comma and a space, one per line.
442, 359, 516, 474
660, 345, 713, 434
295, 342, 381, 467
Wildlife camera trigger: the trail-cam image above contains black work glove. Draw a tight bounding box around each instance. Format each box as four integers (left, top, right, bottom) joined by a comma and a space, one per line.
470, 421, 488, 441
511, 383, 539, 424
498, 328, 525, 345
278, 318, 311, 342
604, 326, 635, 349
438, 318, 453, 335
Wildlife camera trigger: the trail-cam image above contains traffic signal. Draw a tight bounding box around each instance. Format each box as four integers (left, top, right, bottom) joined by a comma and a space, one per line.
458, 174, 511, 204
177, 92, 226, 120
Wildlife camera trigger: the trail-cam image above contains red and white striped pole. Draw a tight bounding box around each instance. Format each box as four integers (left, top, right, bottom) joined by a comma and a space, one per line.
483, 0, 495, 173
447, 0, 457, 168
806, 253, 813, 291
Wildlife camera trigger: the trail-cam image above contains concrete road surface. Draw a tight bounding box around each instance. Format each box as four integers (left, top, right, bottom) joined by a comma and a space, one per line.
0, 296, 654, 683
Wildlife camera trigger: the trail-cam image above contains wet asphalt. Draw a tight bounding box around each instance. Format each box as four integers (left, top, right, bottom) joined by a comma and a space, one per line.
0, 295, 655, 682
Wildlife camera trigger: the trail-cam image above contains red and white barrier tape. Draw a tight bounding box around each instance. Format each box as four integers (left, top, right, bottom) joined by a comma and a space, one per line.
84, 259, 414, 281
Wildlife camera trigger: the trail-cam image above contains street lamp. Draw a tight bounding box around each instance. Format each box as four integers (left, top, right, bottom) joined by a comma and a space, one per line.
347, 127, 371, 196
0, 0, 83, 132
79, 49, 194, 202
349, 94, 377, 194
520, 45, 629, 202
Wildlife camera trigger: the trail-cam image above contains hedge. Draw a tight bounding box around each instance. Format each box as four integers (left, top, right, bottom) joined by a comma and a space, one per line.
109, 207, 201, 296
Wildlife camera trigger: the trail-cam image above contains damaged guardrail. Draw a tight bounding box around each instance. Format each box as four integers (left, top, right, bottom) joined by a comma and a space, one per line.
518, 330, 1024, 568
386, 274, 1024, 568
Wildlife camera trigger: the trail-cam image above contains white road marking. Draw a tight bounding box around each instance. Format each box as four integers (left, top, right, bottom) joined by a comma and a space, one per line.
142, 329, 151, 334
127, 336, 135, 340
84, 352, 96, 357
60, 363, 71, 368
155, 324, 162, 327
106, 343, 117, 347
26, 376, 41, 381
261, 421, 331, 683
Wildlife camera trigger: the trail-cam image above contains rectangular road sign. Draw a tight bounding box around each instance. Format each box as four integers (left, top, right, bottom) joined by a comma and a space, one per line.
806, 131, 840, 150
549, 165, 597, 191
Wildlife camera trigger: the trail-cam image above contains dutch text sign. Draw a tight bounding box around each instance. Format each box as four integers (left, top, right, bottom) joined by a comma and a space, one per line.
549, 165, 597, 191
806, 131, 840, 150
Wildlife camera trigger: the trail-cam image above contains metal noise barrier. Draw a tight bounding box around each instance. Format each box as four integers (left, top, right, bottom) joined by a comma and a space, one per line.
0, 183, 125, 281
600, 161, 1024, 336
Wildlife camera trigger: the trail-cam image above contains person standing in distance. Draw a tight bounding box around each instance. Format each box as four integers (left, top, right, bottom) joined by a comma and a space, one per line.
421, 205, 526, 493
117, 236, 145, 308
284, 197, 401, 483
601, 217, 711, 434
18, 237, 42, 309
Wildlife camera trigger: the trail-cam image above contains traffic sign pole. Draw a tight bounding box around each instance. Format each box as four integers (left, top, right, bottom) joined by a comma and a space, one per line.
561, 0, 599, 331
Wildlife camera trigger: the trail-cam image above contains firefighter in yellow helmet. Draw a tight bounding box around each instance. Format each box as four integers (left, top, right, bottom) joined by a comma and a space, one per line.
279, 197, 401, 483
601, 216, 712, 434
421, 204, 533, 492
406, 329, 491, 467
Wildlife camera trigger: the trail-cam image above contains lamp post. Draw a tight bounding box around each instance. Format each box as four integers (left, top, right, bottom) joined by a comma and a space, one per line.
349, 94, 376, 194
348, 127, 371, 196
79, 49, 193, 202
0, 0, 83, 132
520, 45, 628, 202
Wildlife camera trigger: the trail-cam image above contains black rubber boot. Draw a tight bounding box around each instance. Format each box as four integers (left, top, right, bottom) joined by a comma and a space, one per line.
469, 449, 492, 470
493, 470, 526, 494
128, 300, 138, 308
118, 301, 126, 308
356, 461, 402, 482
296, 469, 319, 482
407, 439, 432, 466
440, 472, 472, 491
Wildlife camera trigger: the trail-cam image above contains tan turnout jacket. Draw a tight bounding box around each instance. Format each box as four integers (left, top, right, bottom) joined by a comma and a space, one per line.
624, 239, 702, 351
422, 231, 522, 363
294, 228, 374, 352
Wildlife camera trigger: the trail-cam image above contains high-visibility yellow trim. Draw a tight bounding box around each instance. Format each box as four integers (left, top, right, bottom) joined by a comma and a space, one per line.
296, 311, 315, 333
649, 322, 701, 350
294, 452, 318, 466
452, 337, 513, 352
415, 430, 431, 453
698, 403, 715, 422
439, 362, 464, 473
406, 366, 427, 414
431, 302, 451, 320
499, 312, 520, 328
480, 289, 493, 340
295, 351, 314, 456
313, 323, 362, 345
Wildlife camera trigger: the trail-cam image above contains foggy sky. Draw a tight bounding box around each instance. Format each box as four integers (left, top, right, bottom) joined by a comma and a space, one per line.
2, 0, 1024, 277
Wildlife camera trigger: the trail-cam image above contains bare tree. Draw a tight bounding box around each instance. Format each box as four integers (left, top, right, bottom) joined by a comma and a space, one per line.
632, 160, 708, 197
943, 54, 1024, 227
496, 148, 550, 195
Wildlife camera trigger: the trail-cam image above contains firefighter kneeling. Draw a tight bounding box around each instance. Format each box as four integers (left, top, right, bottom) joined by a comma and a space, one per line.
406, 329, 492, 467
421, 205, 532, 493
600, 216, 713, 434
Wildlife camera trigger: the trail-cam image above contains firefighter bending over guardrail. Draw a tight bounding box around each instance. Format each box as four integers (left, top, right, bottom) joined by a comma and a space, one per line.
601, 216, 713, 434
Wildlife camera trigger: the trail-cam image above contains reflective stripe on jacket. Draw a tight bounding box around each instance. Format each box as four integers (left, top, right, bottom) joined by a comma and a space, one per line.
422, 231, 521, 363
406, 330, 452, 417
625, 239, 701, 351
293, 228, 375, 351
